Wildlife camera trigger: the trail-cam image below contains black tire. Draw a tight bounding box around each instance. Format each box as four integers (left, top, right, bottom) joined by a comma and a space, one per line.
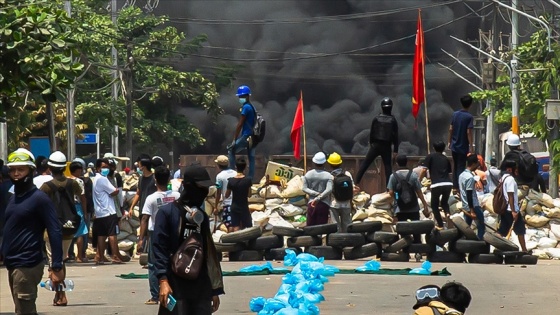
264, 247, 302, 261
426, 228, 460, 246
303, 223, 338, 236
380, 252, 410, 262
451, 216, 478, 241
347, 222, 383, 234
493, 250, 526, 257
384, 236, 413, 253
407, 243, 436, 254
468, 253, 503, 264
504, 254, 538, 265
287, 235, 322, 247
272, 226, 304, 237
327, 233, 366, 248
305, 246, 343, 260
453, 239, 490, 254
221, 226, 262, 243
215, 242, 246, 253
396, 220, 435, 235
368, 231, 399, 244
229, 250, 264, 262
483, 232, 519, 252
427, 251, 465, 263
248, 235, 284, 250
343, 243, 379, 260
139, 253, 148, 266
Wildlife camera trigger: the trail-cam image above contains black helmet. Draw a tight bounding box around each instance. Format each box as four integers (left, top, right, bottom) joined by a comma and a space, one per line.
381, 97, 393, 108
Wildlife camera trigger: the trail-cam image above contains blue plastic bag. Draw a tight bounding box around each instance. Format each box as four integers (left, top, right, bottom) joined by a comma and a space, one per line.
250, 297, 267, 312
355, 260, 381, 272
409, 260, 432, 275
284, 249, 298, 266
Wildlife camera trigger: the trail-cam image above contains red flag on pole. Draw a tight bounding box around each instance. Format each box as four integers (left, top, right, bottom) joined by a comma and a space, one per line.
412, 9, 425, 119
291, 92, 304, 160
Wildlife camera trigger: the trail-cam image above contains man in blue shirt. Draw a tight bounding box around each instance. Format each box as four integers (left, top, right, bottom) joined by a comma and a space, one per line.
448, 95, 474, 193
228, 85, 256, 180
1, 148, 65, 314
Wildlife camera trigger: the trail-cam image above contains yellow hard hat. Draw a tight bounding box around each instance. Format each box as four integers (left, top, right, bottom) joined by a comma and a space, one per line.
327, 152, 343, 165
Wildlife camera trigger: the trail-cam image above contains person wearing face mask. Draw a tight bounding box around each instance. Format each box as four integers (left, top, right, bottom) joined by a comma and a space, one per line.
92, 158, 124, 264
228, 85, 256, 180
127, 155, 156, 219
1, 149, 65, 314
152, 164, 224, 315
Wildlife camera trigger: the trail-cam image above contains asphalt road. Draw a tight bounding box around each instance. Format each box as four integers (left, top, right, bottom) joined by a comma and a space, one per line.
1, 259, 559, 314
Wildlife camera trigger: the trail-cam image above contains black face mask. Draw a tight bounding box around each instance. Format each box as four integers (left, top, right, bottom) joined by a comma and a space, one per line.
12, 172, 35, 196
109, 170, 115, 177
180, 182, 209, 208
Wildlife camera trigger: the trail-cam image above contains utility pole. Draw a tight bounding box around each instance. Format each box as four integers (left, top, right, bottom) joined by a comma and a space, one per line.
0, 111, 6, 161
111, 0, 119, 157
511, 0, 520, 135
125, 44, 134, 162
65, 0, 76, 159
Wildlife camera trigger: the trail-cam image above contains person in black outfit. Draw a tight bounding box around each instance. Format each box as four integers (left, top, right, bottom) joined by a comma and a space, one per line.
424, 141, 453, 229
356, 97, 399, 187
225, 158, 253, 232
153, 165, 224, 315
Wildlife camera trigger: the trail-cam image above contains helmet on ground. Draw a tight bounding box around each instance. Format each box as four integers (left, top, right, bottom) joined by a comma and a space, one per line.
236, 85, 251, 97
47, 151, 67, 168
506, 133, 521, 146
381, 97, 393, 108
7, 148, 36, 169
312, 152, 327, 165
73, 157, 86, 169
327, 152, 343, 165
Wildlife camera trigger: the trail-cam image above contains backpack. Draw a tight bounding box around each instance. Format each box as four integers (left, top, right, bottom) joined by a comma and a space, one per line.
46, 180, 82, 237
492, 175, 511, 215
516, 150, 538, 182
81, 176, 94, 214
393, 170, 418, 212
430, 306, 463, 315
371, 114, 394, 142
332, 171, 353, 201
249, 103, 266, 146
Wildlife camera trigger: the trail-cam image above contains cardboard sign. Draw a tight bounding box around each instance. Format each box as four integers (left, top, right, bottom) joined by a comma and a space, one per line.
265, 161, 304, 181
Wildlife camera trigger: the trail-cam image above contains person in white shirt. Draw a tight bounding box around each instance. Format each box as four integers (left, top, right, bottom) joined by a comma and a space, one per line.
138, 166, 180, 305
92, 158, 123, 264
214, 155, 237, 229
498, 160, 528, 252
485, 158, 501, 193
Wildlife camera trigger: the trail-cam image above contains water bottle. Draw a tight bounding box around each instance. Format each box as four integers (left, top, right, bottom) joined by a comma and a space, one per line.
40, 279, 74, 291
167, 183, 172, 191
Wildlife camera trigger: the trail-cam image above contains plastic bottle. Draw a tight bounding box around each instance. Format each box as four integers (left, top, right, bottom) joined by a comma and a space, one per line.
167, 183, 172, 191
40, 279, 74, 291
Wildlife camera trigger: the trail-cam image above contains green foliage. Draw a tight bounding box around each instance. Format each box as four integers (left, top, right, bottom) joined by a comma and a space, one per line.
471, 29, 560, 169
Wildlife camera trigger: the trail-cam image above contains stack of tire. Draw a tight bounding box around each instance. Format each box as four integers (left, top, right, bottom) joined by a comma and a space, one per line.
215, 226, 269, 261
370, 221, 436, 262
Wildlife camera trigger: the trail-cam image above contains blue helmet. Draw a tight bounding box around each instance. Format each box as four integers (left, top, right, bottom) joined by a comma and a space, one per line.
236, 85, 251, 97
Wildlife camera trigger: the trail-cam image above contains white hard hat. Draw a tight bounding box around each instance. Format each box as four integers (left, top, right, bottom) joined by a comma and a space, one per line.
7, 148, 36, 168
506, 134, 521, 146
73, 157, 86, 169
47, 151, 67, 168
312, 152, 327, 164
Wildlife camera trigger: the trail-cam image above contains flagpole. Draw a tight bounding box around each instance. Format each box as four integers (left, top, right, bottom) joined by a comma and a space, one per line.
301, 90, 307, 172
420, 10, 431, 154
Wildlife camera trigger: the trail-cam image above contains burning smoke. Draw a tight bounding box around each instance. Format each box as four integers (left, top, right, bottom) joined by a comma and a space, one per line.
152, 0, 489, 156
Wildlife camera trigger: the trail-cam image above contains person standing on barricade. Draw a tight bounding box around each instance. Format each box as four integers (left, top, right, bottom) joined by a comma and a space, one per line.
229, 85, 256, 180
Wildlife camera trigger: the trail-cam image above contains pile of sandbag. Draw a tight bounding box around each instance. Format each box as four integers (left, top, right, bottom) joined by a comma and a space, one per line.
116, 210, 141, 252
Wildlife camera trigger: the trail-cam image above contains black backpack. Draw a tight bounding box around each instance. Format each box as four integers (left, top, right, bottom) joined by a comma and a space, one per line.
81, 176, 94, 215
249, 103, 266, 146
332, 171, 353, 201
393, 170, 418, 212
46, 180, 82, 237
516, 150, 538, 182
371, 114, 394, 142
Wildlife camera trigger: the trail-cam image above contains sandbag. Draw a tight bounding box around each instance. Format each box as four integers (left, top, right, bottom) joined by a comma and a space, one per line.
280, 175, 305, 198
541, 193, 555, 208
118, 240, 134, 251
129, 217, 141, 229
553, 199, 560, 208
448, 195, 459, 206
252, 211, 270, 227
285, 196, 306, 207
525, 215, 550, 228
249, 193, 265, 203
481, 194, 494, 214
545, 248, 560, 259
117, 232, 129, 241
519, 199, 528, 213
549, 221, 560, 241
449, 201, 463, 214
119, 220, 134, 235
526, 240, 538, 251
205, 196, 216, 216
526, 200, 538, 216
272, 204, 304, 217
266, 211, 294, 228
249, 204, 266, 212
352, 210, 368, 221
259, 185, 283, 198
265, 198, 283, 207
370, 193, 390, 207
542, 207, 560, 219
353, 192, 371, 209
532, 249, 550, 259
537, 237, 558, 249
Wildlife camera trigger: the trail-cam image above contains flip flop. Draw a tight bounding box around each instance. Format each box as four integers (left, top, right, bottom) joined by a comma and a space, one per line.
145, 298, 159, 305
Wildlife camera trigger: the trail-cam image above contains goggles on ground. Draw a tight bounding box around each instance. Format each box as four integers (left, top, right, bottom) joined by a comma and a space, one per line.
8, 152, 34, 163
416, 287, 440, 300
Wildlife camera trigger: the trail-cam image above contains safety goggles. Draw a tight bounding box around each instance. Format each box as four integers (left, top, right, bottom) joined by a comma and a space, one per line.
7, 152, 33, 163
416, 287, 440, 300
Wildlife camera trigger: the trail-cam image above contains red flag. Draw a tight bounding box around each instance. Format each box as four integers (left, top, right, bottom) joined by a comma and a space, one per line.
412, 9, 425, 119
291, 92, 304, 159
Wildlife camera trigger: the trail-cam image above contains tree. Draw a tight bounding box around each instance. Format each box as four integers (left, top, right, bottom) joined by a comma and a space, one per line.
471, 29, 560, 167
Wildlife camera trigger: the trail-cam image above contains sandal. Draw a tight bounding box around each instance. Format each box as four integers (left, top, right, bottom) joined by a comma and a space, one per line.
53, 293, 68, 306
145, 298, 159, 305
111, 260, 125, 264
